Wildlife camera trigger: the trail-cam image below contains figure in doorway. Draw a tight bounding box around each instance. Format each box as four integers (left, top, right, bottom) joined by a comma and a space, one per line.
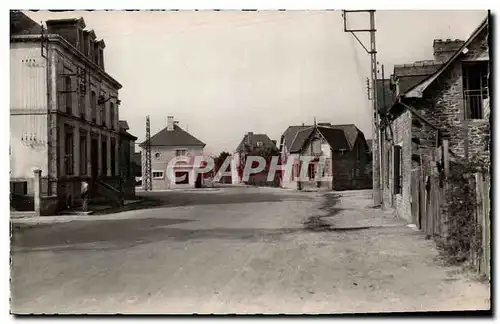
81, 180, 89, 212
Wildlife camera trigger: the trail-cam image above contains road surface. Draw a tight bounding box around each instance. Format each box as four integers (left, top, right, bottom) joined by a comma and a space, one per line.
10, 187, 490, 314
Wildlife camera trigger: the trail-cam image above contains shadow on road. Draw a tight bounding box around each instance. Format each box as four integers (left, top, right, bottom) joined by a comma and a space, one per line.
12, 217, 303, 252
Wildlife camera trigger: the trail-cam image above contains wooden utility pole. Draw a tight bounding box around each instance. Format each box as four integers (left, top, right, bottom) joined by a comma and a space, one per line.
343, 9, 382, 206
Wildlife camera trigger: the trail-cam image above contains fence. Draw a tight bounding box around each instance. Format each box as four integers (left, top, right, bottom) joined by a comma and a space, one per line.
412, 140, 490, 279
471, 172, 491, 278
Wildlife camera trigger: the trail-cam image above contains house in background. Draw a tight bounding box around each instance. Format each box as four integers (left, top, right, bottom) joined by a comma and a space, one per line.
10, 11, 123, 214
118, 120, 137, 198
279, 123, 371, 191
382, 17, 490, 225
232, 132, 279, 185
140, 116, 206, 190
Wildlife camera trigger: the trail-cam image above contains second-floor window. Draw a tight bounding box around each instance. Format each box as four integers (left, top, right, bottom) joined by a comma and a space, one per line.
109, 102, 115, 130
176, 149, 187, 157
463, 61, 489, 120
64, 76, 72, 114
100, 96, 106, 127
91, 91, 97, 123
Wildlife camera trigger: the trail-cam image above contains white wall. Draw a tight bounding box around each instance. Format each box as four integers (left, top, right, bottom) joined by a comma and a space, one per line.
143, 145, 204, 189
10, 42, 49, 183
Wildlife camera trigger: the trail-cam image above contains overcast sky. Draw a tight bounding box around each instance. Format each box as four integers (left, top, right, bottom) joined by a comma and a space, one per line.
25, 10, 486, 155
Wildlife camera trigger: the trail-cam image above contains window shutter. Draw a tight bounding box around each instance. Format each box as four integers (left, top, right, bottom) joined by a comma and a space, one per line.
393, 145, 402, 194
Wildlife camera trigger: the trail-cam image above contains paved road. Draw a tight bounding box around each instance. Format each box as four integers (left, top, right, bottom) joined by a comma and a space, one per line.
11, 187, 490, 314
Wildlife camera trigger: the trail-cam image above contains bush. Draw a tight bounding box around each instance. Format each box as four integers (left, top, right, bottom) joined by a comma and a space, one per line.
435, 155, 487, 265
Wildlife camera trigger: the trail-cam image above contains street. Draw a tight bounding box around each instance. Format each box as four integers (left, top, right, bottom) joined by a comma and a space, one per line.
10, 187, 490, 314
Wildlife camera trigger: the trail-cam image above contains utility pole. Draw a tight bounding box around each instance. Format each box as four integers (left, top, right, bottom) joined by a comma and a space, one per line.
144, 115, 152, 191
343, 9, 382, 206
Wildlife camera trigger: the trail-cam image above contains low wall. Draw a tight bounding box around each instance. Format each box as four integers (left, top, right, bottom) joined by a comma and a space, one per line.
40, 195, 59, 216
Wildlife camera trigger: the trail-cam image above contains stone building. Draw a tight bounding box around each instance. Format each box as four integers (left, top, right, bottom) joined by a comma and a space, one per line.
279, 123, 371, 191
382, 17, 490, 224
10, 11, 124, 214
232, 132, 278, 185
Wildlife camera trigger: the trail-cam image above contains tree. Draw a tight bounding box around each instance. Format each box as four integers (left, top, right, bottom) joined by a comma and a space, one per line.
214, 151, 231, 174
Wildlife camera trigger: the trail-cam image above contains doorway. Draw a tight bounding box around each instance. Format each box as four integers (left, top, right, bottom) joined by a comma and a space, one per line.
91, 139, 98, 178
175, 171, 189, 185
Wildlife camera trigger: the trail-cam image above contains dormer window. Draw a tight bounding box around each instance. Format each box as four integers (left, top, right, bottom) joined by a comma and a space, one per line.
256, 141, 263, 147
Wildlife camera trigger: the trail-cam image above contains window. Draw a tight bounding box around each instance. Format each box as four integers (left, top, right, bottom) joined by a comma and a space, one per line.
64, 76, 72, 114
109, 102, 115, 130
110, 138, 116, 176
80, 132, 87, 175
101, 138, 108, 176
78, 88, 85, 119
99, 48, 104, 69
152, 171, 164, 179
308, 163, 316, 180
393, 145, 402, 195
100, 96, 106, 127
176, 149, 187, 157
463, 61, 489, 119
91, 91, 97, 123
256, 141, 263, 147
64, 129, 74, 175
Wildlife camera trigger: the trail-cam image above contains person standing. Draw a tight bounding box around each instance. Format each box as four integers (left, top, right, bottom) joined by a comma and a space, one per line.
81, 180, 89, 212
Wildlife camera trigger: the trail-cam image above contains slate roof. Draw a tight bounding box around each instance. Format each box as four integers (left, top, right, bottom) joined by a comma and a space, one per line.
281, 125, 310, 151
289, 127, 314, 153
10, 11, 42, 36
405, 17, 488, 98
393, 62, 443, 94
289, 126, 351, 153
235, 133, 277, 152
140, 124, 205, 147
284, 123, 364, 153
317, 127, 351, 151
119, 120, 130, 131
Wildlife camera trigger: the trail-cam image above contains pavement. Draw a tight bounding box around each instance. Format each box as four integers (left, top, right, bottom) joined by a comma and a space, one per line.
10, 186, 490, 314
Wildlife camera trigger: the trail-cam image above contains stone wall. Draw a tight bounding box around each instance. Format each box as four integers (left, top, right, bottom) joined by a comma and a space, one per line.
411, 26, 489, 168
390, 110, 413, 223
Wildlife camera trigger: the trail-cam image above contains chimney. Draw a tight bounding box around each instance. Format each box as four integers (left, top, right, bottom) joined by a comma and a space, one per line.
167, 116, 174, 131
433, 39, 465, 62
247, 132, 253, 146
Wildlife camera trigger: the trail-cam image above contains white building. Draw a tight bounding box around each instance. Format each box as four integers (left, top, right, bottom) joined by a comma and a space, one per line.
140, 116, 206, 190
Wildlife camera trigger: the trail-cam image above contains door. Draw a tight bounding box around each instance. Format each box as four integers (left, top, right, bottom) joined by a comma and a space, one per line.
195, 173, 202, 188
411, 169, 420, 228
175, 171, 189, 185
91, 139, 98, 178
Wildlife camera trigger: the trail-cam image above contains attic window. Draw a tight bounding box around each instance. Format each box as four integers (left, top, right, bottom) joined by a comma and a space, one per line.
256, 141, 263, 147
176, 149, 187, 157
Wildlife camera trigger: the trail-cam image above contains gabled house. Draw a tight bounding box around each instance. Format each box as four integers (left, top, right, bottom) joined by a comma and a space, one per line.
381, 17, 490, 224
279, 123, 371, 191
232, 132, 279, 185
140, 116, 206, 189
